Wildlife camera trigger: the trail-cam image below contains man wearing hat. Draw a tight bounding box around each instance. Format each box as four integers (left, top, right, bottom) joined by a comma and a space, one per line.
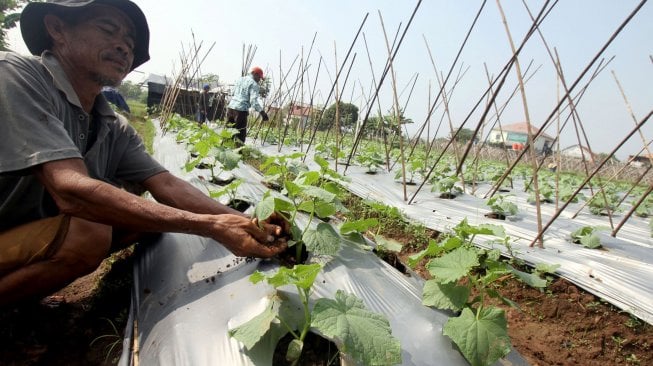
0, 0, 287, 306
226, 66, 269, 145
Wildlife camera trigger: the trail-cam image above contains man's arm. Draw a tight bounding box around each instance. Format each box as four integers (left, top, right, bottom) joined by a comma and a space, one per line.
142, 171, 242, 216
32, 158, 285, 257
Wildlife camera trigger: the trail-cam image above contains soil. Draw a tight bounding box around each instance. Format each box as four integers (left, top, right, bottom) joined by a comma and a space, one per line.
1, 234, 651, 366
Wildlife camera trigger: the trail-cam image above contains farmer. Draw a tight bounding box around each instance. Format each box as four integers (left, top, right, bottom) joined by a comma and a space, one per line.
226, 66, 269, 144
197, 83, 211, 125
0, 0, 287, 307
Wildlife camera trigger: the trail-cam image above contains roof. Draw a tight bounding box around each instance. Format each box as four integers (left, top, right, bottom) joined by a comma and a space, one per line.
289, 105, 314, 117
494, 122, 555, 140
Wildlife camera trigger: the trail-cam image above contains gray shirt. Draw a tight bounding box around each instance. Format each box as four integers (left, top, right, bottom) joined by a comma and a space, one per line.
0, 51, 167, 231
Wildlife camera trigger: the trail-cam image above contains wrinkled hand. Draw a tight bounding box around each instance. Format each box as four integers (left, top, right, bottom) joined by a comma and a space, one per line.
208, 214, 287, 257
259, 110, 269, 121
253, 211, 291, 238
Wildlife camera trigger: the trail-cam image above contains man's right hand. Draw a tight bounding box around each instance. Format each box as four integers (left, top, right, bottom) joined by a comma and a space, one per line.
206, 214, 286, 257
259, 110, 269, 121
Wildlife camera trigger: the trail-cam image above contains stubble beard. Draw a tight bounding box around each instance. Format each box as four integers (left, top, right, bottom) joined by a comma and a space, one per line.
92, 72, 123, 88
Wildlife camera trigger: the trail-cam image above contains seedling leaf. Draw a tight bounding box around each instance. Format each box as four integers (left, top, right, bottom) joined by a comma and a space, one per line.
254, 196, 275, 221
339, 218, 379, 235
259, 264, 322, 290
422, 280, 469, 311
229, 296, 281, 350
312, 290, 402, 366
443, 307, 511, 366
427, 247, 479, 284
303, 223, 340, 256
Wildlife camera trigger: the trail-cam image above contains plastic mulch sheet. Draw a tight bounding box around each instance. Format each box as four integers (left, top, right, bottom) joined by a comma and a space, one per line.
254, 143, 653, 327
118, 124, 529, 366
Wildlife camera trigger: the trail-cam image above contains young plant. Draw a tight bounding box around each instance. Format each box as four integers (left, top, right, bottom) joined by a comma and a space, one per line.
260, 152, 308, 190
356, 144, 385, 174
485, 194, 518, 218
570, 225, 605, 249
229, 263, 402, 366
184, 127, 242, 183
587, 192, 620, 216
207, 179, 249, 211
418, 219, 550, 366
527, 179, 555, 204
255, 159, 348, 262
394, 150, 428, 184
431, 174, 463, 199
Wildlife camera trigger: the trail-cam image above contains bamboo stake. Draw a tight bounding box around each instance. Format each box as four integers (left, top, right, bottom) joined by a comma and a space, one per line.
378, 11, 408, 201
612, 184, 653, 237
487, 0, 648, 199
344, 0, 423, 174
361, 33, 392, 170
404, 1, 488, 164
529, 109, 652, 247
570, 141, 653, 218
409, 0, 555, 205
496, 0, 544, 247
305, 13, 370, 161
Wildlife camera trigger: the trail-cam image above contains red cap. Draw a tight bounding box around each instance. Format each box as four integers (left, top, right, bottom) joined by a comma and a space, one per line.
251, 66, 264, 78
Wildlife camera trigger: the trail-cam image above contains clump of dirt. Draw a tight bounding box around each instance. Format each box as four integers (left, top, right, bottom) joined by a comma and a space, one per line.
0, 248, 134, 366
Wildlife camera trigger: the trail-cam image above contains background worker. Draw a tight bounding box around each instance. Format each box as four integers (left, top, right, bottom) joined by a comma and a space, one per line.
197, 83, 211, 125
226, 66, 269, 144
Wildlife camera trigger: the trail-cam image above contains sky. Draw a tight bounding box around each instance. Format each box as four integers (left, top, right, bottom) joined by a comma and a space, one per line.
7, 0, 653, 160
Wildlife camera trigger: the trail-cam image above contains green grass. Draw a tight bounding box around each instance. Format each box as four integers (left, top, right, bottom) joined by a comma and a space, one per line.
126, 100, 155, 154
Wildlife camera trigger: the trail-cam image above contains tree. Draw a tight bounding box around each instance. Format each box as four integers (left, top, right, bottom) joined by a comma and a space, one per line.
318, 101, 358, 131
117, 80, 146, 100
450, 127, 478, 144
1, 0, 28, 51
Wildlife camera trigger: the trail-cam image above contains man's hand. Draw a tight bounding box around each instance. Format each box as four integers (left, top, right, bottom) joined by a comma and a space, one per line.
254, 212, 291, 238
208, 214, 287, 257
259, 110, 269, 121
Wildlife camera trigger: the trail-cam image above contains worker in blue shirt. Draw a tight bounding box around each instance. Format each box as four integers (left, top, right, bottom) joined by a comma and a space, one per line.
226, 66, 269, 144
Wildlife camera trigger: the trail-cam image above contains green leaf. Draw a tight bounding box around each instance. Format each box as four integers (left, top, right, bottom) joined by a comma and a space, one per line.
427, 247, 479, 284
273, 197, 295, 213
313, 201, 337, 218
580, 234, 602, 249
254, 196, 275, 221
184, 157, 202, 172
339, 218, 379, 235
373, 235, 403, 252
535, 263, 560, 274
215, 149, 241, 171
284, 181, 302, 198
295, 170, 320, 186
229, 296, 281, 350
443, 307, 511, 366
312, 291, 402, 366
422, 280, 469, 311
302, 186, 336, 202
264, 264, 322, 290
509, 266, 547, 288
303, 223, 341, 256
314, 155, 329, 170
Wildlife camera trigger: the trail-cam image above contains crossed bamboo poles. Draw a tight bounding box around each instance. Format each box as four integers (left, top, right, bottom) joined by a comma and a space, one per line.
162, 0, 651, 248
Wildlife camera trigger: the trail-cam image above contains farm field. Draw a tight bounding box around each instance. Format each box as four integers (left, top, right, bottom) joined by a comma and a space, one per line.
1, 1, 651, 363
1, 127, 652, 366
1, 118, 652, 365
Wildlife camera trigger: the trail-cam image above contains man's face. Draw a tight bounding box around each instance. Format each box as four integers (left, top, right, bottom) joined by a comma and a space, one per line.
52, 5, 136, 87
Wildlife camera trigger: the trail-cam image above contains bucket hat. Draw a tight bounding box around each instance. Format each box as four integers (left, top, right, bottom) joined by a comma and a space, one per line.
20, 0, 150, 70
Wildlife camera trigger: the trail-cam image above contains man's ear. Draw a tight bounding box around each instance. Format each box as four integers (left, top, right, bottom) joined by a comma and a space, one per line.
43, 14, 67, 45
